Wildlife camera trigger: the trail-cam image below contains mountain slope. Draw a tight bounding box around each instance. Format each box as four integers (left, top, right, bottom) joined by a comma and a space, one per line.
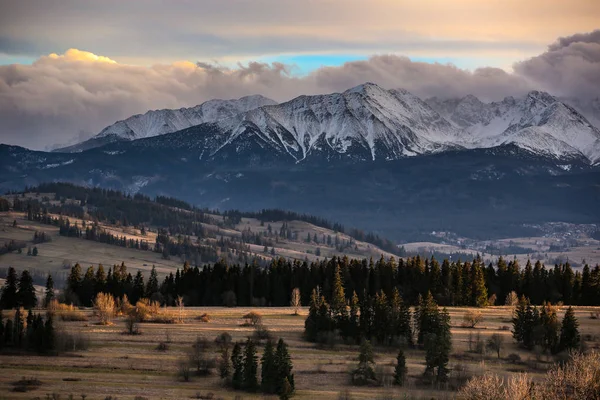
57, 95, 277, 152
427, 91, 600, 163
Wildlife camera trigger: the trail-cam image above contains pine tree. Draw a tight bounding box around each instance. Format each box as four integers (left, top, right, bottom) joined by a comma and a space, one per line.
44, 314, 55, 352
231, 342, 243, 389
352, 338, 375, 385
219, 345, 231, 380
17, 270, 37, 309
330, 264, 347, 320
44, 274, 54, 308
471, 264, 488, 307
13, 307, 25, 347
132, 270, 145, 303
424, 308, 452, 383
261, 339, 277, 393
32, 246, 38, 256
558, 306, 580, 352
416, 291, 439, 345
146, 266, 159, 297
275, 338, 294, 395
373, 290, 389, 344
67, 263, 82, 302
512, 296, 528, 344
0, 267, 18, 309
243, 339, 259, 391
394, 349, 407, 386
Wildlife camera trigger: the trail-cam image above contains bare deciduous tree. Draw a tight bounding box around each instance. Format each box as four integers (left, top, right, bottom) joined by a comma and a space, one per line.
505, 291, 519, 307
486, 333, 505, 359
176, 296, 185, 324
462, 310, 484, 328
291, 288, 301, 315
94, 292, 115, 325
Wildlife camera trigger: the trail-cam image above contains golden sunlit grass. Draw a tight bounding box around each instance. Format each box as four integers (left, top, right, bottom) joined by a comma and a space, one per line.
0, 306, 599, 399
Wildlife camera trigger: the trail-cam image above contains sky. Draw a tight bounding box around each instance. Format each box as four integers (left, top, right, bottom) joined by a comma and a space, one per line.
0, 0, 599, 149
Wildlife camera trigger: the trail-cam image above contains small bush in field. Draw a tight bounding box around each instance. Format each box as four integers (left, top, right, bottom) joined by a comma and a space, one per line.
462, 310, 484, 328
506, 353, 522, 364
156, 342, 169, 351
196, 313, 211, 323
11, 377, 42, 392
241, 311, 263, 327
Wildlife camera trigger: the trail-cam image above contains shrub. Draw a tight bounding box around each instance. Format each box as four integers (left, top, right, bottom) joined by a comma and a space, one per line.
93, 293, 116, 325
462, 310, 483, 329
242, 312, 263, 327
135, 299, 161, 321
196, 313, 211, 323
156, 342, 169, 351
506, 353, 522, 364
11, 377, 42, 392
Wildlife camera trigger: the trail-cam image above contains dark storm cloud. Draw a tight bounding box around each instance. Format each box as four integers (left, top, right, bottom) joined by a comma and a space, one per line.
514, 30, 600, 100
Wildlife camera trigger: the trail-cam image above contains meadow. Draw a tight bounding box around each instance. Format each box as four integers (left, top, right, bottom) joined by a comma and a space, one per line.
1, 305, 599, 400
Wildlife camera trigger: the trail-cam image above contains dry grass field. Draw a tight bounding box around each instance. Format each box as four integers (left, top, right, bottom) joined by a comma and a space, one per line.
1, 306, 599, 400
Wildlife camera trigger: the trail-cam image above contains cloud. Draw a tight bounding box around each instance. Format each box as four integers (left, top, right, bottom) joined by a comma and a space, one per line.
1, 30, 599, 150
514, 30, 600, 100
0, 48, 534, 149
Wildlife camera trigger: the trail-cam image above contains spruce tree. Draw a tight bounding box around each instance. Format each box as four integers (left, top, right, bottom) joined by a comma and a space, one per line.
243, 339, 259, 391
512, 296, 528, 344
44, 314, 55, 352
44, 274, 54, 308
13, 307, 25, 347
0, 267, 18, 309
275, 338, 294, 395
261, 339, 277, 393
132, 270, 145, 303
424, 308, 451, 383
373, 290, 389, 344
352, 338, 375, 385
394, 349, 407, 386
558, 306, 580, 352
146, 266, 159, 297
67, 263, 82, 302
231, 342, 243, 389
330, 264, 347, 320
17, 270, 37, 309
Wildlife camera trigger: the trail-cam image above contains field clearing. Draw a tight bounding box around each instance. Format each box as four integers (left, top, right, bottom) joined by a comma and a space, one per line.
1, 306, 599, 399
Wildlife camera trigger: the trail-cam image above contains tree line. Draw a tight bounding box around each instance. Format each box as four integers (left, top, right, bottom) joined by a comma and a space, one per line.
0, 309, 55, 354
28, 253, 600, 309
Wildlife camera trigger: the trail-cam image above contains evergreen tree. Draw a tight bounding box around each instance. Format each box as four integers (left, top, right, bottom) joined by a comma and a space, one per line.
13, 307, 25, 347
94, 264, 107, 295
146, 266, 159, 297
32, 246, 38, 256
261, 339, 277, 393
17, 270, 37, 309
132, 270, 145, 303
231, 342, 243, 389
373, 290, 389, 344
44, 314, 55, 351
394, 349, 407, 386
352, 339, 376, 385
0, 267, 18, 309
423, 308, 451, 383
558, 306, 580, 352
471, 263, 488, 307
242, 339, 259, 391
219, 345, 231, 380
275, 338, 294, 395
330, 264, 347, 320
512, 296, 528, 344
44, 274, 54, 308
416, 292, 438, 345
67, 263, 82, 302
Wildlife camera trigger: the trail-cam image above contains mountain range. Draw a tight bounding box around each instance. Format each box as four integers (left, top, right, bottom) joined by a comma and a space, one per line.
58, 82, 600, 164
2, 83, 600, 241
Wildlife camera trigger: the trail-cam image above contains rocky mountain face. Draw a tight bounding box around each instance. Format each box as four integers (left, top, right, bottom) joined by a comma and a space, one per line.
2, 83, 600, 241
56, 95, 277, 152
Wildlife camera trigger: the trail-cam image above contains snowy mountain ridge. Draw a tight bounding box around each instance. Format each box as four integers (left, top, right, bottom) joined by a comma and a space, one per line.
59, 83, 600, 164
56, 94, 277, 152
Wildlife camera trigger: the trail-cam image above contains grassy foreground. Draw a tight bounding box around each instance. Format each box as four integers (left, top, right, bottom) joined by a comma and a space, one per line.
1, 306, 599, 399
